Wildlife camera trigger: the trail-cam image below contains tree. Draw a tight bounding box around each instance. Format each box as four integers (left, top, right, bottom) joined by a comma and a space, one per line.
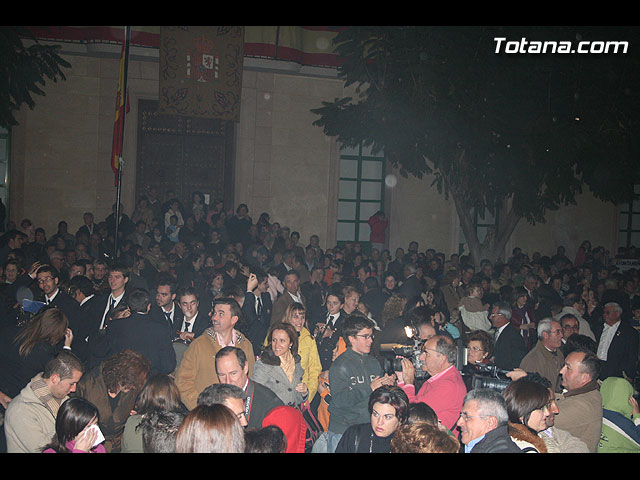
0, 26, 71, 129
311, 26, 640, 264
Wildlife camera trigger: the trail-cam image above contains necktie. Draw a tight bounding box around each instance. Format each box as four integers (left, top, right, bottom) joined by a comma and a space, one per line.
165, 311, 172, 323
184, 321, 191, 332
257, 297, 263, 317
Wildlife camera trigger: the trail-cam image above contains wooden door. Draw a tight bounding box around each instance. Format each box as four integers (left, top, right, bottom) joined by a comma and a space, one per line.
136, 99, 235, 211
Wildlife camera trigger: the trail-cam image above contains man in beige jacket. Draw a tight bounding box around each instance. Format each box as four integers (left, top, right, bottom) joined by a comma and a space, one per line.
553, 348, 603, 452
4, 351, 84, 453
175, 298, 255, 410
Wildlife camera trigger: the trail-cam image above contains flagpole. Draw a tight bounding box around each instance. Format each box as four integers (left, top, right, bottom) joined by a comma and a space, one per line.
114, 25, 131, 260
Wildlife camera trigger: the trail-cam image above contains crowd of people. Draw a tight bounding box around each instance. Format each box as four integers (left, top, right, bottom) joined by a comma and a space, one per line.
0, 190, 639, 454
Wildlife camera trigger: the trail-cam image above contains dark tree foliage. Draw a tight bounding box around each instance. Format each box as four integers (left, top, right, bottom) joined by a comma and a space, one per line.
0, 26, 71, 129
312, 26, 640, 262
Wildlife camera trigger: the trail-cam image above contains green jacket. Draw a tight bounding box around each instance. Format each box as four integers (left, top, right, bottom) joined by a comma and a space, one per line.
598, 377, 640, 453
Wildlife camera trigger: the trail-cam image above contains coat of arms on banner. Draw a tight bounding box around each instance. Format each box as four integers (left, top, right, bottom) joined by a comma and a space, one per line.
187, 35, 219, 83
159, 26, 244, 122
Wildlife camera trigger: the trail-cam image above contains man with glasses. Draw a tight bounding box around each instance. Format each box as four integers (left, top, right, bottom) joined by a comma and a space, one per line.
520, 318, 566, 393
397, 334, 467, 431
490, 301, 528, 372
559, 314, 580, 355
326, 314, 395, 452
456, 388, 522, 453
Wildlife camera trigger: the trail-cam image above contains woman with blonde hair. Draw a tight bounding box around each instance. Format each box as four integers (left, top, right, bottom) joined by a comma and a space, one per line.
0, 307, 72, 406
281, 302, 322, 402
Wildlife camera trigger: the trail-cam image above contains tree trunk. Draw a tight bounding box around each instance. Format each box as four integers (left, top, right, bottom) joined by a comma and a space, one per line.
449, 180, 522, 267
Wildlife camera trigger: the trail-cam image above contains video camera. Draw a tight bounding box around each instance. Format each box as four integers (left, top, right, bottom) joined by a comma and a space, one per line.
380, 326, 428, 379
457, 345, 511, 393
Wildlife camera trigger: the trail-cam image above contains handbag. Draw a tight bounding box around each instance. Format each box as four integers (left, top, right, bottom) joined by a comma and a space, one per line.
296, 400, 322, 453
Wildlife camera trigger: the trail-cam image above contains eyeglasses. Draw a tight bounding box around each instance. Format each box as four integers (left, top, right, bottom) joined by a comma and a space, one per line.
459, 412, 490, 422
355, 334, 374, 340
421, 347, 441, 356
468, 346, 485, 352
562, 325, 579, 331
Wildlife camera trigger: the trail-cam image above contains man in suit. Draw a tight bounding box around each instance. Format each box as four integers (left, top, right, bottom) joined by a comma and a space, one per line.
104, 288, 176, 375
67, 275, 104, 362
174, 286, 210, 342
360, 276, 387, 324
315, 288, 346, 371
301, 265, 327, 323
95, 262, 129, 332
490, 301, 527, 371
241, 270, 272, 352
271, 269, 305, 326
36, 264, 81, 333
76, 212, 96, 238
397, 262, 422, 301
215, 346, 283, 430
152, 274, 181, 337
594, 302, 639, 381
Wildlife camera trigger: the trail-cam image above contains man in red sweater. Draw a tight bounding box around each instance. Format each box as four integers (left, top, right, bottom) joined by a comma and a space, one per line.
396, 335, 467, 431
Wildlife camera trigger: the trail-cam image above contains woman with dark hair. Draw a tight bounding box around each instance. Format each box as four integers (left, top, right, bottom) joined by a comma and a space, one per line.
0, 308, 72, 407
335, 385, 410, 453
503, 377, 551, 453
251, 322, 308, 406
42, 397, 105, 453
245, 425, 287, 453
121, 374, 187, 453
281, 302, 321, 403
175, 403, 245, 453
406, 402, 439, 427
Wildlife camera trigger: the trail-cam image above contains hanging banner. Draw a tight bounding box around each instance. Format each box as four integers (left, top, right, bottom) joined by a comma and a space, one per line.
159, 26, 244, 122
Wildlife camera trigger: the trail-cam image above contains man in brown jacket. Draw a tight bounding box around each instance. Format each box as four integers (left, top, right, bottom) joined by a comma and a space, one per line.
519, 318, 565, 393
553, 348, 603, 452
175, 297, 255, 410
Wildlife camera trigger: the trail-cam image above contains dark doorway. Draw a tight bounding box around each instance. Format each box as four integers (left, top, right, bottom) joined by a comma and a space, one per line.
135, 99, 235, 212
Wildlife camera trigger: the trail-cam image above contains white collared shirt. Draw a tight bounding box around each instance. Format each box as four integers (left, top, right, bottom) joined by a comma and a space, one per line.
288, 291, 302, 304
494, 322, 509, 342
45, 288, 60, 304
597, 321, 621, 361
100, 291, 125, 329
181, 313, 196, 333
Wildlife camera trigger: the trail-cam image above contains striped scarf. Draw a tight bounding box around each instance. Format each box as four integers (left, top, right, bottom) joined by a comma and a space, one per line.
30, 374, 63, 419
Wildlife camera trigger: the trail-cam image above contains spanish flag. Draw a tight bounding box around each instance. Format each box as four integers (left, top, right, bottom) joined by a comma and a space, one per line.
111, 27, 130, 186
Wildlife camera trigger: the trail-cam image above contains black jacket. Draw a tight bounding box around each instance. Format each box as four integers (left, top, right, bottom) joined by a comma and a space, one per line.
335, 422, 393, 453
244, 379, 284, 430
104, 311, 177, 375
492, 323, 528, 372
469, 424, 523, 453
241, 291, 272, 353
593, 320, 639, 380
